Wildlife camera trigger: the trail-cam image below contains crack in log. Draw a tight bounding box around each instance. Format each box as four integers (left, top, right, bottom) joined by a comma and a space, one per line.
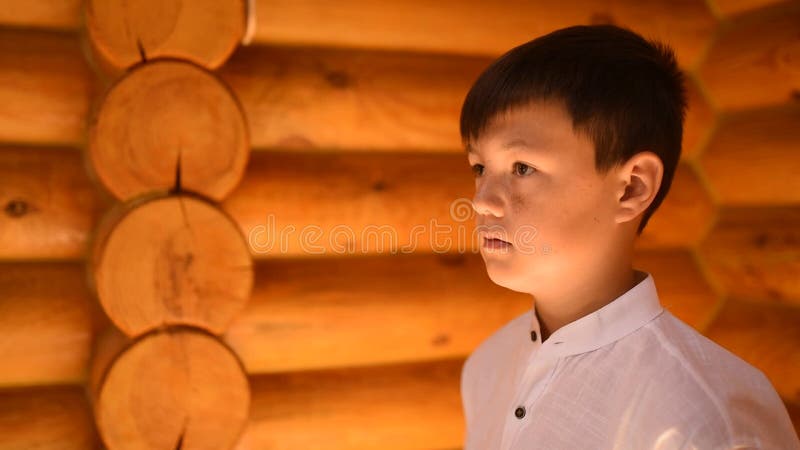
172, 148, 182, 193
136, 38, 147, 62
173, 418, 187, 450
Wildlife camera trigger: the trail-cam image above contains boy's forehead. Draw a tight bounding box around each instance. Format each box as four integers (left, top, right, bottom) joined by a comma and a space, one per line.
466, 103, 563, 153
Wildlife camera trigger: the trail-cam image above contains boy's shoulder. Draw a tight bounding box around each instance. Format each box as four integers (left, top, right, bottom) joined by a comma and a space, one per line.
649, 309, 767, 384
628, 309, 775, 406
624, 310, 799, 448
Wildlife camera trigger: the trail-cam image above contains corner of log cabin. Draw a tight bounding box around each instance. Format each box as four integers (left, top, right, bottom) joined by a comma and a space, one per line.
0, 0, 798, 448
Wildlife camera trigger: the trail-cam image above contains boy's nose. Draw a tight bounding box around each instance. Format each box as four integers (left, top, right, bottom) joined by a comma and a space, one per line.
472, 186, 505, 218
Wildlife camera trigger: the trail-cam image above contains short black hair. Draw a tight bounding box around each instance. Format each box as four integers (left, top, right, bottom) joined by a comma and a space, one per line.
460, 24, 687, 235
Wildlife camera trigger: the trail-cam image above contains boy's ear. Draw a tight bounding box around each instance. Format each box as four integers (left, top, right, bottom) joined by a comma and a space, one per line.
613, 151, 663, 225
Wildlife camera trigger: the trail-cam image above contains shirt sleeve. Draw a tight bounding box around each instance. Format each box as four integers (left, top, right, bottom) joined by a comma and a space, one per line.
720, 371, 800, 450
612, 368, 800, 450
460, 355, 474, 431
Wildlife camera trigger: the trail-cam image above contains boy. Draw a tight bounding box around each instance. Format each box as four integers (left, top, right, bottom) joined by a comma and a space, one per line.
459, 24, 799, 449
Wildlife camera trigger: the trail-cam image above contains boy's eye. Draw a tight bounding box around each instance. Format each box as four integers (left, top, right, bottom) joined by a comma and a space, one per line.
470, 164, 484, 177
513, 162, 535, 176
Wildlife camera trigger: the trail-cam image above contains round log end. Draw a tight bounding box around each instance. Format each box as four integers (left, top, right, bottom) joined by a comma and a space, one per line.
94, 328, 250, 450
88, 59, 249, 202
92, 194, 253, 337
85, 0, 246, 71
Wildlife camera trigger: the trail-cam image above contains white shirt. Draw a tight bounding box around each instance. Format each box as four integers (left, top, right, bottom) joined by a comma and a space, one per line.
461, 269, 800, 450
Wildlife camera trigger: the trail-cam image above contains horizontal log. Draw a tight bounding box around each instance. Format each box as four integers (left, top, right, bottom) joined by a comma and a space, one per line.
0, 359, 463, 450
220, 45, 712, 155
227, 250, 719, 374
0, 0, 715, 68
250, 0, 715, 68
223, 253, 531, 374
234, 358, 464, 449
0, 262, 101, 387
0, 384, 98, 449
0, 250, 716, 386
0, 146, 111, 260
704, 298, 800, 403
221, 151, 475, 256
223, 153, 711, 256
700, 104, 800, 205
4, 355, 792, 449
0, 146, 717, 260
708, 0, 788, 18
217, 45, 489, 152
698, 206, 800, 306
0, 28, 93, 146
2, 29, 711, 155
0, 254, 525, 386
3, 347, 795, 449
699, 1, 800, 111
0, 0, 82, 30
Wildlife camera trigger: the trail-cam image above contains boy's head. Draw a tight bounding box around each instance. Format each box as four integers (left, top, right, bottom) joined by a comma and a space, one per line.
461, 24, 687, 293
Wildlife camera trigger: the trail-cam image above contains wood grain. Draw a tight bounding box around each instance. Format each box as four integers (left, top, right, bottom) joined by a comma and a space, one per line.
1, 29, 713, 154
223, 253, 532, 374
0, 28, 92, 146
0, 0, 82, 30
698, 206, 800, 306
0, 385, 98, 449
218, 44, 489, 152
699, 1, 800, 110
90, 194, 253, 337
0, 146, 110, 260
0, 251, 719, 385
251, 0, 715, 68
705, 298, 800, 403
0, 262, 98, 387
708, 0, 789, 18
235, 358, 464, 450
92, 328, 250, 450
85, 0, 246, 73
88, 59, 249, 202
0, 358, 464, 450
0, 147, 721, 260
0, 0, 715, 69
700, 103, 800, 205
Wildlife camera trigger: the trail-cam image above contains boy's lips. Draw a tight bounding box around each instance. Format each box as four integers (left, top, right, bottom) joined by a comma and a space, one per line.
478, 230, 513, 252
478, 230, 512, 244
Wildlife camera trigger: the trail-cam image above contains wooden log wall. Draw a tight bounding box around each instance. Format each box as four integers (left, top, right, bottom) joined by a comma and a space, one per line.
0, 0, 798, 448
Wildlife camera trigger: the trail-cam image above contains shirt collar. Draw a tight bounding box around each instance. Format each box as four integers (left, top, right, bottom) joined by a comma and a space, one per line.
530, 269, 664, 357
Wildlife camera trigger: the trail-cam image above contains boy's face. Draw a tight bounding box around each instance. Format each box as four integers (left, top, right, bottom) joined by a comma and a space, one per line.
466, 99, 625, 294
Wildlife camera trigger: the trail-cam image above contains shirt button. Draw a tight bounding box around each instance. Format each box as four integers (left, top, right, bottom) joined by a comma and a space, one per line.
530, 330, 538, 342
514, 406, 526, 419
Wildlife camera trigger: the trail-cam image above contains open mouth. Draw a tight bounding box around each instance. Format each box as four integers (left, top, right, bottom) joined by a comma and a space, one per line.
483, 237, 512, 251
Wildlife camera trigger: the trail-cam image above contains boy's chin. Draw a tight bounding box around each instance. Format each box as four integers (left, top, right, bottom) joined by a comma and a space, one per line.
484, 262, 531, 293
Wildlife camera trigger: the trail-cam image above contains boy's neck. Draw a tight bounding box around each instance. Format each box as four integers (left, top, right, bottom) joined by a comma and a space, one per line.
533, 264, 640, 343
